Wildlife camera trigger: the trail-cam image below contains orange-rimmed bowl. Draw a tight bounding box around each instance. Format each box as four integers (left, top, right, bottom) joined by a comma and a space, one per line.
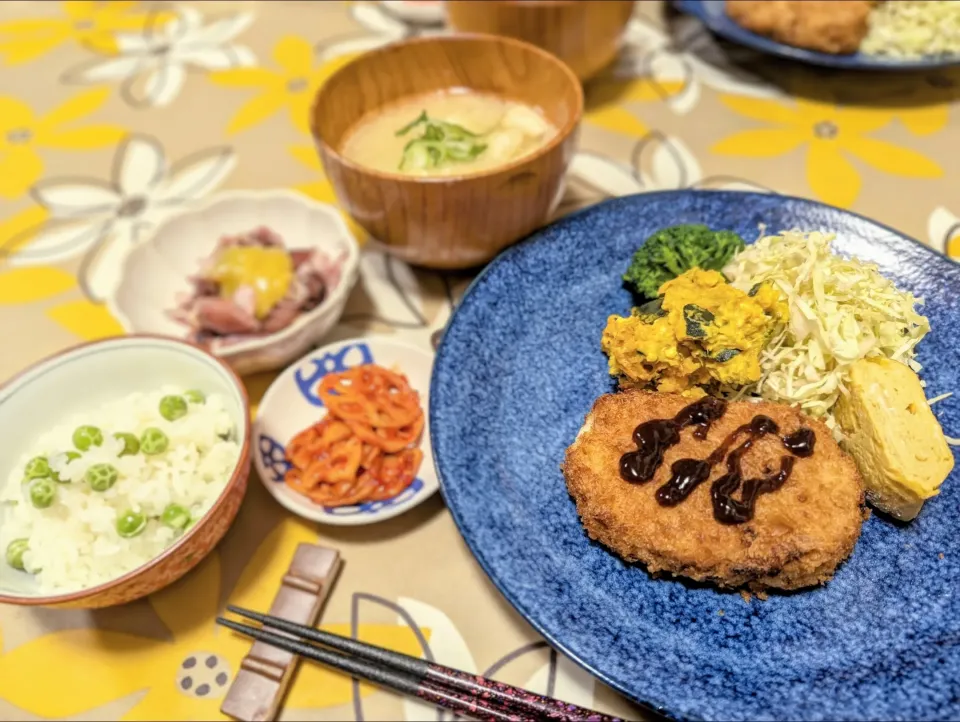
311, 33, 583, 270
0, 335, 251, 609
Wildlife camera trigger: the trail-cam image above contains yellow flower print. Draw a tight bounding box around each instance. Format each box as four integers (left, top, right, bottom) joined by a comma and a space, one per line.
0, 1, 158, 65
0, 267, 75, 304
46, 299, 124, 340
0, 518, 428, 720
584, 75, 685, 137
835, 72, 955, 137
711, 94, 943, 208
212, 36, 359, 135
0, 88, 126, 199
289, 144, 367, 243
946, 234, 960, 259
0, 205, 48, 256
927, 205, 960, 261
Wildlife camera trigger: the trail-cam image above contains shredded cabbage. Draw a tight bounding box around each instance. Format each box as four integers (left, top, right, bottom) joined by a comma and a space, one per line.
861, 1, 960, 59
723, 230, 930, 437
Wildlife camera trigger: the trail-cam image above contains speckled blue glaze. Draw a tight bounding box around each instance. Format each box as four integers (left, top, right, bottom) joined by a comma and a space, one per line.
430, 191, 960, 722
677, 0, 960, 70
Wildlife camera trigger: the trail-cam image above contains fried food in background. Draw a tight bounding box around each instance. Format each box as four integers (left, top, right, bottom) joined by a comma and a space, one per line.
835, 357, 954, 521
601, 269, 787, 396
563, 390, 865, 592
726, 0, 873, 55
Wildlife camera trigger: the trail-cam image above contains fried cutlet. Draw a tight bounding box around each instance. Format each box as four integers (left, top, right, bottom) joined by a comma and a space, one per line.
563, 391, 866, 592
725, 1, 873, 55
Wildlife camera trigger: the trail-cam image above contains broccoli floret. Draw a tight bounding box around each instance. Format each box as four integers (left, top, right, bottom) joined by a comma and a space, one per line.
622, 224, 746, 299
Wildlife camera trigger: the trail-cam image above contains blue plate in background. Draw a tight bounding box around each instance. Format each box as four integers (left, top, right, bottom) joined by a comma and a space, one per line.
676, 0, 960, 71
430, 190, 960, 721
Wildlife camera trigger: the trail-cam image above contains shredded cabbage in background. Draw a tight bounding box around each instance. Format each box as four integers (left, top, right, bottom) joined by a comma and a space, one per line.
861, 1, 960, 59
723, 230, 930, 438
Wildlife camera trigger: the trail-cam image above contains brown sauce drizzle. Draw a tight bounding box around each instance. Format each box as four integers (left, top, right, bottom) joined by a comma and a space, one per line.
618, 398, 816, 524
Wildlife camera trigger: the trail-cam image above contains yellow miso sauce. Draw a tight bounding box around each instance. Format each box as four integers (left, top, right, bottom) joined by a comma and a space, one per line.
339, 89, 559, 177
209, 245, 293, 319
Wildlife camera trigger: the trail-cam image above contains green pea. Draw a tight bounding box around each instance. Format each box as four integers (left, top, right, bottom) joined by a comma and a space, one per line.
24, 456, 50, 480
116, 510, 147, 538
140, 427, 169, 455
160, 503, 191, 530
184, 390, 206, 405
85, 463, 119, 492
28, 478, 56, 509
5, 539, 28, 571
113, 432, 140, 457
72, 425, 103, 451
50, 451, 81, 484
159, 395, 188, 422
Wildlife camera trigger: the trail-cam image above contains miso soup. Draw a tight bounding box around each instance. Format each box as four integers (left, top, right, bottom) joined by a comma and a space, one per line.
340, 89, 559, 177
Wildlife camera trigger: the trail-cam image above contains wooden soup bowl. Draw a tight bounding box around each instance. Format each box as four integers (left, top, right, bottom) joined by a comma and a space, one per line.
311, 34, 583, 270
445, 0, 637, 82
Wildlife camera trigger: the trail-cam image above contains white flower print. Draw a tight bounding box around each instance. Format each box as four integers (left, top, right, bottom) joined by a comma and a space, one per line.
613, 16, 782, 115
392, 598, 599, 722
568, 133, 702, 198
348, 0, 447, 43
337, 247, 456, 353
352, 1, 410, 40
568, 134, 774, 201
61, 5, 255, 108
376, 1, 446, 28
14, 135, 236, 301
523, 650, 598, 711
569, 152, 644, 198
396, 598, 479, 722
308, 2, 423, 66
928, 206, 960, 260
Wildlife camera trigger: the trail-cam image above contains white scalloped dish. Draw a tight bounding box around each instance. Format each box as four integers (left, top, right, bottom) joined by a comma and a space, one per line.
107, 191, 361, 375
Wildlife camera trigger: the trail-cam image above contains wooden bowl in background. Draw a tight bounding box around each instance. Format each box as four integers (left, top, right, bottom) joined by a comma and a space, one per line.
445, 0, 636, 82
310, 34, 583, 270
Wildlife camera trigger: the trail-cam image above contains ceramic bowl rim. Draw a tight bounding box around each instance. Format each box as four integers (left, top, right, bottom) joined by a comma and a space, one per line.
105, 188, 362, 358
0, 334, 252, 606
309, 32, 584, 185
253, 334, 439, 526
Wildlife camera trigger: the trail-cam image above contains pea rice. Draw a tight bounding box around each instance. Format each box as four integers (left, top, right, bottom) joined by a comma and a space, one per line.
0, 386, 241, 594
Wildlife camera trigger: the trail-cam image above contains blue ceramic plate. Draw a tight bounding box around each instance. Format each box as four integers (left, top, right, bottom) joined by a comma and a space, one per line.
677, 0, 960, 71
430, 190, 960, 721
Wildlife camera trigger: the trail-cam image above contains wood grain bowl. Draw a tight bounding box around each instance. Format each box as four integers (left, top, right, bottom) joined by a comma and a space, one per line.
445, 0, 636, 82
310, 34, 583, 270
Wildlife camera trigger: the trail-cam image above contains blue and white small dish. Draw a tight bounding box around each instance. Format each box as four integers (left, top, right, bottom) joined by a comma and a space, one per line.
677, 0, 960, 70
253, 336, 437, 525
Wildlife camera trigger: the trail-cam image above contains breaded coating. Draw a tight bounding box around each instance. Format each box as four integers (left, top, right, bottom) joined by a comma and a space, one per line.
725, 0, 873, 55
563, 391, 866, 592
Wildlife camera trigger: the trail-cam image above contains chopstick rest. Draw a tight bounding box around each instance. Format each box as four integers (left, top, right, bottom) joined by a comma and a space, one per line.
220, 543, 342, 721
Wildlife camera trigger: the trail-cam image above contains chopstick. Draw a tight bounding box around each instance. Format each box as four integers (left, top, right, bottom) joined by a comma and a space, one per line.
219, 604, 624, 722
218, 616, 520, 721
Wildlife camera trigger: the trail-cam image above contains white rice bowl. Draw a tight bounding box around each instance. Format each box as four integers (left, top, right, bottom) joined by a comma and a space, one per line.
0, 386, 241, 594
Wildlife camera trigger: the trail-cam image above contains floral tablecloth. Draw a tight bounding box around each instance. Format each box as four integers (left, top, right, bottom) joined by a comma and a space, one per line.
1, 1, 958, 720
